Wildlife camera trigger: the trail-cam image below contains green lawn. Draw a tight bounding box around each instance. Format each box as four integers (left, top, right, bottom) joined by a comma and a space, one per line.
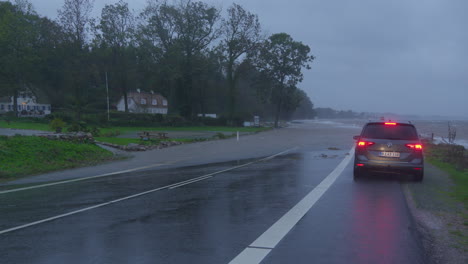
0, 135, 115, 180
1, 120, 270, 134
425, 143, 468, 208
95, 136, 204, 146
99, 126, 270, 135
0, 120, 51, 131
428, 157, 468, 209
94, 137, 153, 146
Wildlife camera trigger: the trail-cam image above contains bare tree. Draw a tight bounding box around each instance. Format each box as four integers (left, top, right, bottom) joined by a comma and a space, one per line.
58, 0, 94, 47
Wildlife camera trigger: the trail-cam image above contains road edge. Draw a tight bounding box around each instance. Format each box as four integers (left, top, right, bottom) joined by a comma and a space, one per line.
402, 166, 467, 264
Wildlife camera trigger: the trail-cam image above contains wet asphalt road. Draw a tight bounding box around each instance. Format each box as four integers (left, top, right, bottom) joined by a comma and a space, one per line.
0, 123, 428, 264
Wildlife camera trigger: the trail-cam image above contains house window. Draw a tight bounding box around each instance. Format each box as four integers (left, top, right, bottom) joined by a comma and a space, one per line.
152, 99, 157, 105
163, 100, 168, 106
43, 106, 46, 110
141, 99, 146, 105
27, 105, 30, 110
0, 104, 3, 110
8, 105, 11, 110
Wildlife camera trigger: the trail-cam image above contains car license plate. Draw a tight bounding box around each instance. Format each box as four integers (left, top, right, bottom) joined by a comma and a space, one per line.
379, 151, 400, 158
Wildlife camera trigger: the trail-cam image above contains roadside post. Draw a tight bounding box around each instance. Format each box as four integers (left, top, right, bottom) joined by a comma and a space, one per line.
237, 131, 239, 142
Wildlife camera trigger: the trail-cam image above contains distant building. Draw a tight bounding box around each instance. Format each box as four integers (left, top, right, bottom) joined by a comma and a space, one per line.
116, 90, 168, 114
0, 91, 51, 116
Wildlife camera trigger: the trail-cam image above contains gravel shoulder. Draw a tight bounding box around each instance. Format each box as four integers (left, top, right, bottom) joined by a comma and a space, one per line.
403, 163, 468, 264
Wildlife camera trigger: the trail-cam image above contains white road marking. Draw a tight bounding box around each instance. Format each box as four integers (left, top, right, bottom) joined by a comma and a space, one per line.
229, 147, 354, 264
168, 148, 297, 190
0, 161, 181, 195
229, 248, 271, 264
0, 147, 298, 235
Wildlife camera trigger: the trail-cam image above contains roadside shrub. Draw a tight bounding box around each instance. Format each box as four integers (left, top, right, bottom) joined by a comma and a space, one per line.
67, 121, 88, 133
214, 132, 227, 139
428, 143, 468, 171
197, 116, 227, 126
46, 112, 74, 123
90, 127, 101, 137
49, 118, 66, 133
163, 115, 191, 127
108, 111, 165, 126
101, 130, 121, 137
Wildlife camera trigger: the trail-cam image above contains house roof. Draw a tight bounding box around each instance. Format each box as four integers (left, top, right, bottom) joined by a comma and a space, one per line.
126, 91, 168, 108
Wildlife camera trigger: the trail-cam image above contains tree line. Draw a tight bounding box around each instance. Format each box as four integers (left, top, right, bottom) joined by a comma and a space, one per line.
0, 0, 315, 127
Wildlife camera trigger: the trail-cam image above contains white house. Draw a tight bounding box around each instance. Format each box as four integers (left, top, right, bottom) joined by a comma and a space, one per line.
0, 91, 51, 116
116, 91, 168, 114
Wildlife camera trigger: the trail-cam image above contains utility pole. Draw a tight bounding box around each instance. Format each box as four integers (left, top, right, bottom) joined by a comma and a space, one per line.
106, 72, 110, 122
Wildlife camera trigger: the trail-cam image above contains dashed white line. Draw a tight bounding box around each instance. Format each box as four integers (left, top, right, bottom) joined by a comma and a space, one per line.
228, 147, 354, 264
0, 147, 298, 235
0, 162, 176, 195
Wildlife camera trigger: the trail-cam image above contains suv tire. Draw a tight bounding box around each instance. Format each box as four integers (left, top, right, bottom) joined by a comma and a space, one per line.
353, 167, 363, 180
414, 170, 424, 182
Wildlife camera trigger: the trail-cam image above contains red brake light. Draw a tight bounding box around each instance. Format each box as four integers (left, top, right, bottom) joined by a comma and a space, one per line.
385, 122, 397, 126
357, 141, 375, 147
406, 144, 423, 150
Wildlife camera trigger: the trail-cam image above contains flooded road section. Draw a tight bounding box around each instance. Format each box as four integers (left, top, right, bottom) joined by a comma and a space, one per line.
0, 147, 427, 264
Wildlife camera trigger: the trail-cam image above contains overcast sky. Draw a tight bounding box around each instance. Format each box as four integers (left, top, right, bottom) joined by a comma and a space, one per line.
27, 0, 468, 118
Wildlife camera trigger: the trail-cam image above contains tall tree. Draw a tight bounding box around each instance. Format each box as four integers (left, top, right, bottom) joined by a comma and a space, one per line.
58, 0, 94, 120
58, 0, 93, 48
0, 0, 40, 117
140, 0, 220, 118
219, 3, 261, 120
94, 0, 135, 112
254, 33, 314, 128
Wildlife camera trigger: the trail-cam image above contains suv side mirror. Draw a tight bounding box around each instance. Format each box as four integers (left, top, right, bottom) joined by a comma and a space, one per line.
353, 135, 360, 140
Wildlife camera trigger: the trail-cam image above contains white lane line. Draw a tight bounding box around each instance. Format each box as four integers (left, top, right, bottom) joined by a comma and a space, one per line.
169, 176, 214, 189
229, 147, 354, 264
168, 147, 297, 190
229, 248, 271, 264
0, 161, 181, 195
0, 148, 298, 235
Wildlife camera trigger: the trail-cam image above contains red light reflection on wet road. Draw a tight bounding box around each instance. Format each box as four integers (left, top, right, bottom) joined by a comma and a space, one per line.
351, 188, 400, 264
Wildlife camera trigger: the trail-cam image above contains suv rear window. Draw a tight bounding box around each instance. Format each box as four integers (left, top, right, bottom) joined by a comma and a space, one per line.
361, 124, 418, 140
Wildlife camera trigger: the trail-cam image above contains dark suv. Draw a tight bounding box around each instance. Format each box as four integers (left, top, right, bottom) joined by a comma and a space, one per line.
353, 122, 424, 181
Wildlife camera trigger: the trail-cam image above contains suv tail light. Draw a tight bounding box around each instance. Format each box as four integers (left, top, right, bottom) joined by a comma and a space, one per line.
406, 144, 423, 150
385, 122, 397, 125
357, 141, 375, 147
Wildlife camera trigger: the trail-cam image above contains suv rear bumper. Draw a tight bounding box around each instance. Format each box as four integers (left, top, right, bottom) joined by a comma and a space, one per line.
354, 159, 423, 174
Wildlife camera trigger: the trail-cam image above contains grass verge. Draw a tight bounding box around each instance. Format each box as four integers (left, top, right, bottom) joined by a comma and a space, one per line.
0, 135, 115, 181
1, 120, 270, 134
95, 136, 212, 146
425, 143, 468, 252
0, 120, 51, 131
425, 143, 468, 209
99, 126, 270, 135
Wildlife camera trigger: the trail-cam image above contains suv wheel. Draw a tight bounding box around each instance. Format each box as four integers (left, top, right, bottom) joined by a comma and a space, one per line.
353, 167, 363, 180
414, 170, 424, 182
